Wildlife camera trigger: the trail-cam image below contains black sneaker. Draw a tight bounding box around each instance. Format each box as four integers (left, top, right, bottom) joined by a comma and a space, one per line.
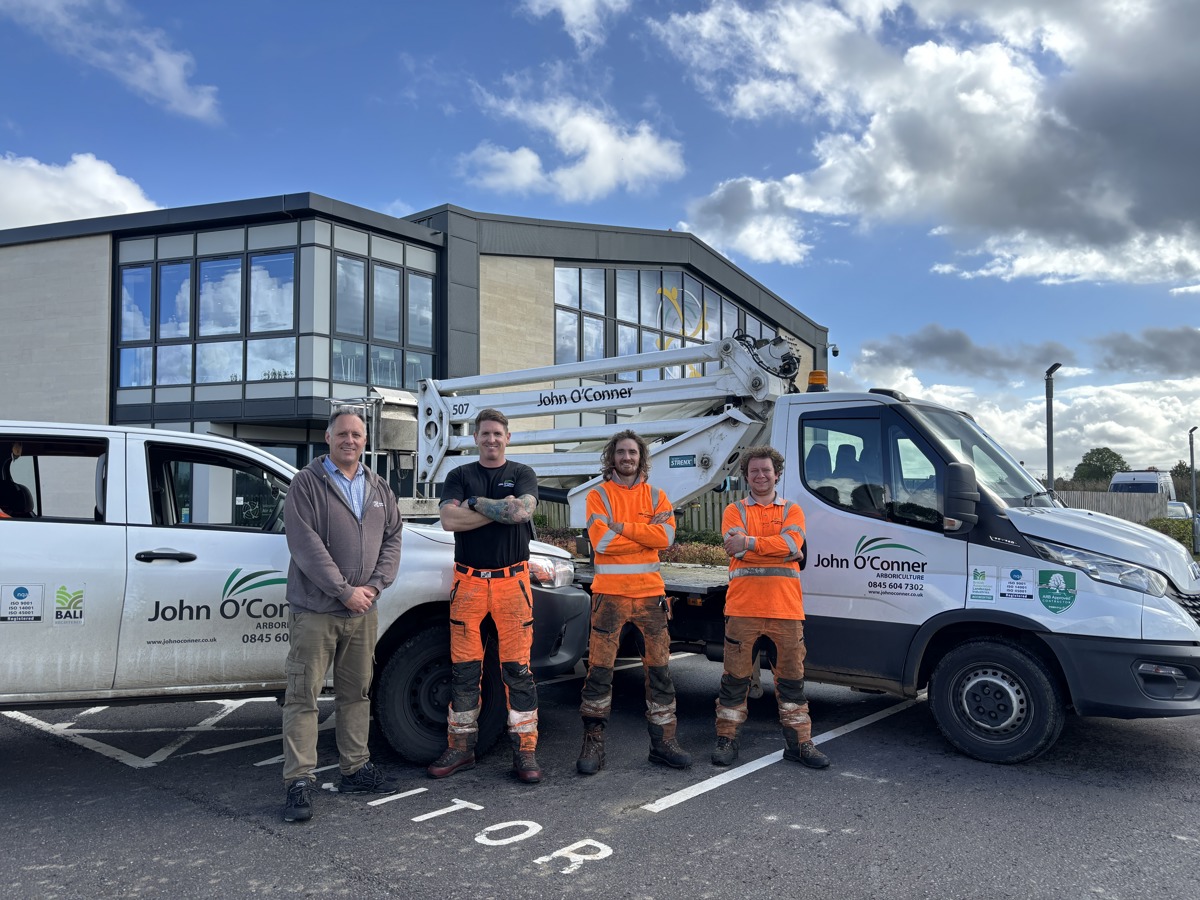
282, 778, 314, 822
339, 761, 399, 794
711, 736, 739, 767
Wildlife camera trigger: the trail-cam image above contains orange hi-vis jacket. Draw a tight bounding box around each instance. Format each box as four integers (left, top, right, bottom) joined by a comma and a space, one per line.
723, 494, 807, 619
587, 479, 675, 598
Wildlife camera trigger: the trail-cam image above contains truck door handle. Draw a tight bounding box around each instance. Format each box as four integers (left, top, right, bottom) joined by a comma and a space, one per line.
135, 549, 198, 563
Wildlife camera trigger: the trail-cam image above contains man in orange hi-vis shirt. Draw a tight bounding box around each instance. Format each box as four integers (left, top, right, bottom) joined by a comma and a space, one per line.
577, 429, 692, 774
712, 445, 830, 770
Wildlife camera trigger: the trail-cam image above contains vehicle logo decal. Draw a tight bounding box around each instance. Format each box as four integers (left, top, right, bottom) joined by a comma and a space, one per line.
55, 585, 85, 623
1038, 570, 1077, 614
221, 567, 287, 601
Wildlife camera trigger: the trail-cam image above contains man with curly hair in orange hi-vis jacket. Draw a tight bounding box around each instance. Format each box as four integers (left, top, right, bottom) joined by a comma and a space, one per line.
712, 445, 830, 771
577, 429, 692, 775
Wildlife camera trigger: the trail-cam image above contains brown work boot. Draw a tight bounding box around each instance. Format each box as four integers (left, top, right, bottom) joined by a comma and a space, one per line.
513, 749, 543, 784
427, 746, 476, 779
783, 737, 830, 769
648, 737, 692, 769
711, 735, 739, 767
576, 722, 606, 775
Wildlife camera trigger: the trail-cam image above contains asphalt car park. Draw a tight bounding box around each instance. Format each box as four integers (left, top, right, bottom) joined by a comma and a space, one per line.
4, 652, 1200, 900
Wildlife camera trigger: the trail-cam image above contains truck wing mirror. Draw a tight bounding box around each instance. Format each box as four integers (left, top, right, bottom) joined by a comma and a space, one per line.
944, 461, 980, 533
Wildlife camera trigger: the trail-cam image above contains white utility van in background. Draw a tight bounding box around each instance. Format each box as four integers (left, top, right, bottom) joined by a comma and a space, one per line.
1110, 469, 1175, 500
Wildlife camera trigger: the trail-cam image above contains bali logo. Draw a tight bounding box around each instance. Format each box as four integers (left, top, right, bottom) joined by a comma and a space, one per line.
55, 586, 84, 623
1038, 570, 1077, 614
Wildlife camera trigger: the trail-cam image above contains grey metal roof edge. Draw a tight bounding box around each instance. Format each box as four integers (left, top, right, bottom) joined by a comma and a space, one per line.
408, 203, 826, 340
0, 192, 443, 249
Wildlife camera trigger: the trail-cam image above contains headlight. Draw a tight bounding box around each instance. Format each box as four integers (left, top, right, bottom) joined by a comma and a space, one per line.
1027, 538, 1168, 597
528, 553, 575, 588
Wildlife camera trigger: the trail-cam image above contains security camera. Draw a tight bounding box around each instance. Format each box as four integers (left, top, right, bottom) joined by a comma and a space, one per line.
830, 344, 840, 358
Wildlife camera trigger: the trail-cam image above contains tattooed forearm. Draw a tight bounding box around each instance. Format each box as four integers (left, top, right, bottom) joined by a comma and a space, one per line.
476, 493, 536, 524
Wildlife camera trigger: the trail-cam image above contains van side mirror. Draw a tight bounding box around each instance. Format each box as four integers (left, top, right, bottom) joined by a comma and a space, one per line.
944, 461, 980, 533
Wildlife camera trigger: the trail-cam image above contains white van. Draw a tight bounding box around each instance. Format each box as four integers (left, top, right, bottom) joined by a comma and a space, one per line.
1109, 470, 1175, 500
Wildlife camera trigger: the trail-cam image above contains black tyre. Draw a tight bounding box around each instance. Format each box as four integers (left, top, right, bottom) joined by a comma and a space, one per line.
929, 638, 1066, 764
374, 623, 505, 765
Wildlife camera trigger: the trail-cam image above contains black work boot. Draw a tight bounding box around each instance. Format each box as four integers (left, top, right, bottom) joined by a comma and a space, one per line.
711, 735, 739, 767
427, 746, 476, 779
783, 733, 830, 769
648, 736, 692, 769
576, 721, 606, 775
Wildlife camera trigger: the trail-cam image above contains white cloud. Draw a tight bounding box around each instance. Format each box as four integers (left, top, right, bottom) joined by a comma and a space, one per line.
842, 349, 1200, 476
0, 0, 220, 123
520, 0, 631, 53
678, 177, 812, 264
461, 87, 684, 202
0, 152, 158, 229
648, 1, 1200, 287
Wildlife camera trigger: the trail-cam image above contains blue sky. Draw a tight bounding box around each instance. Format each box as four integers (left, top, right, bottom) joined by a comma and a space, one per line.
2, 0, 1199, 479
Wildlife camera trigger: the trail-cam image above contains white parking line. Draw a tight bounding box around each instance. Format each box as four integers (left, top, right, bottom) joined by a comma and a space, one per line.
369, 787, 429, 807
641, 698, 918, 813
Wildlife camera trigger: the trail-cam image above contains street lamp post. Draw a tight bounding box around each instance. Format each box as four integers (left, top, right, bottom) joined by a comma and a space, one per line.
1190, 426, 1198, 555
1045, 362, 1062, 492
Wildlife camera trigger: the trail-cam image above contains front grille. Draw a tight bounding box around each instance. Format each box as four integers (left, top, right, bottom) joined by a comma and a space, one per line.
1169, 591, 1200, 628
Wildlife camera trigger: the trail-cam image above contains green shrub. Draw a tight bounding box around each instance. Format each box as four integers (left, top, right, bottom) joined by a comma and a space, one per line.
1145, 517, 1194, 549
676, 529, 723, 546
661, 543, 730, 566
534, 526, 580, 554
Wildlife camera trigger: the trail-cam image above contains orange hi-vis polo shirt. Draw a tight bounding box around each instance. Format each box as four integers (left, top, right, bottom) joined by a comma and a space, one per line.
586, 479, 675, 598
723, 494, 807, 619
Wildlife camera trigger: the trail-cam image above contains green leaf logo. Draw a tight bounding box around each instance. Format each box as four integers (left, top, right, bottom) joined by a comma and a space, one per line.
56, 587, 84, 609
855, 535, 923, 556
222, 567, 287, 601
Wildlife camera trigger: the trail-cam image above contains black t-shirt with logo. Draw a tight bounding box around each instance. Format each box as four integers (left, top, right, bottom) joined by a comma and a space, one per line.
442, 460, 538, 568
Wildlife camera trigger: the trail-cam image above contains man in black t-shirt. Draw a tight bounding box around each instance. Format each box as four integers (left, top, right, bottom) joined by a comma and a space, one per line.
427, 408, 543, 783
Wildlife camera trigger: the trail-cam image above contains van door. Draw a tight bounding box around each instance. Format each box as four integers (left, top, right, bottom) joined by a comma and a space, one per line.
0, 430, 127, 695
786, 407, 968, 687
117, 435, 291, 690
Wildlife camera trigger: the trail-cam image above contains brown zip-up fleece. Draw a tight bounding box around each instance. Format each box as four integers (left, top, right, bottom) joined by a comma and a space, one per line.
284, 456, 403, 617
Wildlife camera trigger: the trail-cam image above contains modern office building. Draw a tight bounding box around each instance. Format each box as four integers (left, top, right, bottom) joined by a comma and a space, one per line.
0, 193, 827, 480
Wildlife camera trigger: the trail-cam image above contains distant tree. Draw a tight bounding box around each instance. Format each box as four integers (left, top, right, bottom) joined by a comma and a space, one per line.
1072, 447, 1130, 484
1171, 459, 1197, 500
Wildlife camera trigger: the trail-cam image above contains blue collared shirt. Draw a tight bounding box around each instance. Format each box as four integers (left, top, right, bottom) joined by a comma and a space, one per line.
323, 456, 365, 520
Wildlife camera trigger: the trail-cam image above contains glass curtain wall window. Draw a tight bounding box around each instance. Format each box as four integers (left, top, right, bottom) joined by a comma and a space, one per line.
334, 253, 435, 389
116, 249, 296, 388
554, 265, 774, 382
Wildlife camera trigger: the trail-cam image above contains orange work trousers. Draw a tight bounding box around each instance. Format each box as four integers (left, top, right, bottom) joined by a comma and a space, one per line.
447, 565, 538, 752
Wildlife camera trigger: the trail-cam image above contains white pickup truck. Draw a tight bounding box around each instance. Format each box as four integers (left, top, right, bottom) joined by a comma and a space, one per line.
0, 420, 590, 763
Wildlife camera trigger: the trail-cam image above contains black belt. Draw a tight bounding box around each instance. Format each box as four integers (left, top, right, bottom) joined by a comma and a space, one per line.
455, 562, 526, 579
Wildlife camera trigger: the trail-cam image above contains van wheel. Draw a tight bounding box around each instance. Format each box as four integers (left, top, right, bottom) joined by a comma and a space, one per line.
374, 623, 505, 765
929, 638, 1065, 764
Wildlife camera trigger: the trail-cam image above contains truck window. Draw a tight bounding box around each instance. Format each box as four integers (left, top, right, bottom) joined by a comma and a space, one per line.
889, 428, 942, 529
802, 418, 883, 515
0, 437, 108, 522
146, 444, 288, 532
803, 417, 944, 530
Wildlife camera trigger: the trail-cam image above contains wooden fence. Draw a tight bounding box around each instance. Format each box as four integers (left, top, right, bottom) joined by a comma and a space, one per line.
1055, 491, 1166, 524
537, 489, 747, 534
